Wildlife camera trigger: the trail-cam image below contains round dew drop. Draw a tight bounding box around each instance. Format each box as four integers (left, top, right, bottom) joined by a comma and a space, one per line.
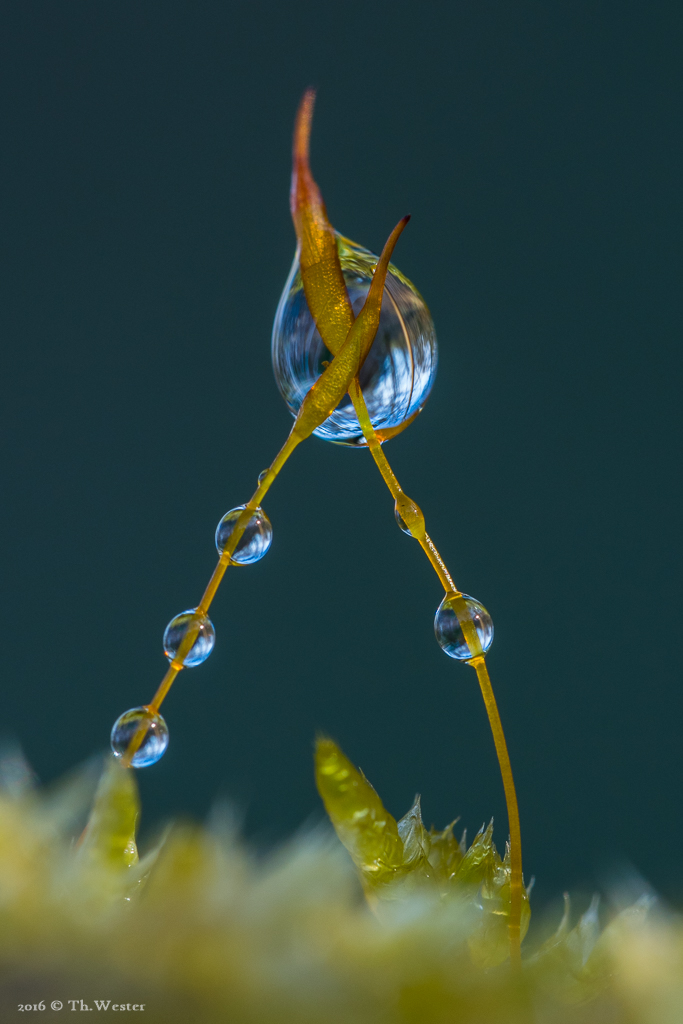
272, 235, 438, 445
215, 506, 273, 564
434, 593, 494, 660
111, 706, 169, 768
163, 609, 215, 667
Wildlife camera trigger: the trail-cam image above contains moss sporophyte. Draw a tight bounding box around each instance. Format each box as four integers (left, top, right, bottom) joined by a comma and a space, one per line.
110, 87, 525, 959
5, 92, 676, 1022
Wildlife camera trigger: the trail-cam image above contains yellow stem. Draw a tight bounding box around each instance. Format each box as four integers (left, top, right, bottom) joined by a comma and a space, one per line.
289, 94, 522, 955
349, 376, 523, 961
471, 656, 523, 965
126, 84, 524, 961
122, 429, 303, 764
148, 666, 180, 714
348, 379, 457, 592
421, 533, 457, 594
196, 432, 302, 615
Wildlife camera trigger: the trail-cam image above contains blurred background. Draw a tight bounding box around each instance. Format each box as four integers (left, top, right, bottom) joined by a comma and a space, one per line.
0, 1, 680, 912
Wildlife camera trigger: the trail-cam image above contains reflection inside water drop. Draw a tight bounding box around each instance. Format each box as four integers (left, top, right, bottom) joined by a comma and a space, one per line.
271, 235, 438, 445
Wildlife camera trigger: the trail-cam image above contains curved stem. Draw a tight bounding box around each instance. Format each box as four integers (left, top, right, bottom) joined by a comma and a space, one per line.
126, 89, 525, 964
471, 656, 523, 964
348, 376, 523, 960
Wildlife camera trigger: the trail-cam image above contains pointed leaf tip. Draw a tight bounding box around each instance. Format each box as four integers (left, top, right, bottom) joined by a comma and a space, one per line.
315, 738, 404, 884
78, 756, 140, 871
294, 88, 316, 163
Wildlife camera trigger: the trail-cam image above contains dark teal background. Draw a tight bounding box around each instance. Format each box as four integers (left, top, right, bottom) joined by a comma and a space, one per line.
0, 2, 681, 911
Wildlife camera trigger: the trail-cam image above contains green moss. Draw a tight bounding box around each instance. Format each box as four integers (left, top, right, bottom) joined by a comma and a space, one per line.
0, 749, 678, 1023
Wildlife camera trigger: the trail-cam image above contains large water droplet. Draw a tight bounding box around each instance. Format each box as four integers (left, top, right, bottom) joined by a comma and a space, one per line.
110, 707, 169, 768
434, 593, 494, 660
215, 506, 273, 564
272, 235, 438, 445
163, 609, 216, 667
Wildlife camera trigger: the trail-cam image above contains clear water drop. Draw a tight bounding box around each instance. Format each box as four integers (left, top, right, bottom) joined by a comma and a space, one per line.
272, 235, 438, 445
257, 469, 269, 485
394, 506, 412, 534
163, 608, 215, 666
215, 505, 273, 564
393, 495, 424, 538
110, 707, 169, 767
434, 593, 494, 660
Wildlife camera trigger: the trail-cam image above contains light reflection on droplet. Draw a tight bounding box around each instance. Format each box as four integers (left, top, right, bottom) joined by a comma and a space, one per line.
215, 506, 273, 564
272, 235, 438, 445
163, 609, 216, 666
434, 594, 494, 660
110, 707, 169, 768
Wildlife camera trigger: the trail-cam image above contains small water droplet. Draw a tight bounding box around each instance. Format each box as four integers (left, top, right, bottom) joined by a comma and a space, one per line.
434, 594, 493, 660
272, 235, 438, 445
215, 506, 273, 564
257, 469, 269, 485
395, 507, 412, 534
111, 707, 169, 767
163, 609, 215, 666
394, 495, 424, 538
